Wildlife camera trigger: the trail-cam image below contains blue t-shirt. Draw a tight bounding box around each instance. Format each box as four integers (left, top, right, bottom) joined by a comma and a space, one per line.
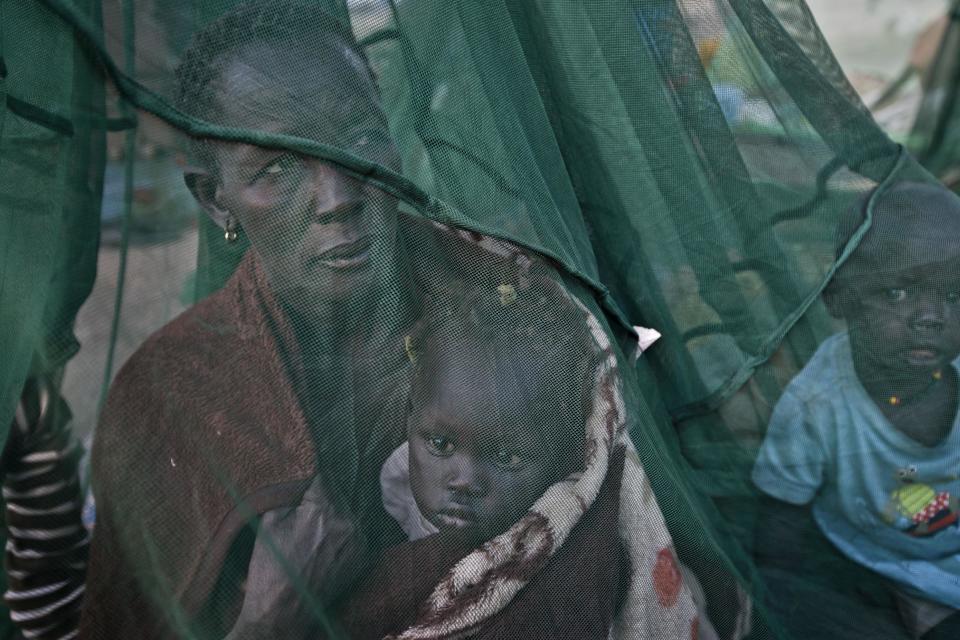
753, 333, 960, 608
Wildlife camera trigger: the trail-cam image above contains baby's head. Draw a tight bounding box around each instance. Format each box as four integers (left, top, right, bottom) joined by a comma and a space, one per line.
825, 181, 960, 382
406, 283, 594, 542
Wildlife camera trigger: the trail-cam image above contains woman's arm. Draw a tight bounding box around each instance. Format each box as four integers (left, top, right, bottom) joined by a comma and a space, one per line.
223, 477, 367, 640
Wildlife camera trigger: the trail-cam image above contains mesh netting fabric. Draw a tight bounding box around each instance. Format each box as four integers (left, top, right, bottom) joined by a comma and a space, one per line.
3, 0, 959, 638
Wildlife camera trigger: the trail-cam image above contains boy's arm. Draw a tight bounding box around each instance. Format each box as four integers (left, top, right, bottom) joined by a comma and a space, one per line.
751, 387, 825, 570
754, 494, 816, 571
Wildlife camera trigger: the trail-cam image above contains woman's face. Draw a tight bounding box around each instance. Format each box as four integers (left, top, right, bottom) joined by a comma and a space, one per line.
208, 43, 401, 322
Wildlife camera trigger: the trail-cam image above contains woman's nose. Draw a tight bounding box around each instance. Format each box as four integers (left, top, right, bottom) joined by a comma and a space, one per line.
309, 162, 364, 220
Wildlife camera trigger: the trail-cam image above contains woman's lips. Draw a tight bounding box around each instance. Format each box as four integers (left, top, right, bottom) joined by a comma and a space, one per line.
307, 235, 373, 270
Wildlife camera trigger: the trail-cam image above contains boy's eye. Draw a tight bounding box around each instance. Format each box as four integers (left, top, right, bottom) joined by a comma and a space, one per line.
494, 449, 524, 470
425, 435, 454, 456
884, 288, 908, 303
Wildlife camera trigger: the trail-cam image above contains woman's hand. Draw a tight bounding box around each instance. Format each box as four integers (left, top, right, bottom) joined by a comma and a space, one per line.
225, 476, 367, 639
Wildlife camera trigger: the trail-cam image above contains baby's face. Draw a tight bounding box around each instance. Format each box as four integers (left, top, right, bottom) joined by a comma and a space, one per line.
407, 353, 572, 542
839, 220, 960, 379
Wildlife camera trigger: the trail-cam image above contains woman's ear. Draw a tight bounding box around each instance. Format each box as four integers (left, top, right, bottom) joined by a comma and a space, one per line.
184, 167, 230, 229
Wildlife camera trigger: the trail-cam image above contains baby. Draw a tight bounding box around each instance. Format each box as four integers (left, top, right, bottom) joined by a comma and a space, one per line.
338, 278, 717, 639
382, 283, 592, 545
336, 282, 635, 639
753, 181, 960, 637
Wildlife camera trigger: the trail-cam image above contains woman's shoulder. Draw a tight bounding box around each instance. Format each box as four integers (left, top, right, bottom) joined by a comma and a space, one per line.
93, 269, 258, 463
110, 251, 268, 405
89, 254, 314, 501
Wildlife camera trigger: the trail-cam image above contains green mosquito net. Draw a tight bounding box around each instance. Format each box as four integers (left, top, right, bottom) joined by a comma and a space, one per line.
3, 0, 959, 638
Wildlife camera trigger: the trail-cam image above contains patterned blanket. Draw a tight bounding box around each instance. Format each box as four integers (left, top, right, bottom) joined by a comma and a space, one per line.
341, 226, 716, 640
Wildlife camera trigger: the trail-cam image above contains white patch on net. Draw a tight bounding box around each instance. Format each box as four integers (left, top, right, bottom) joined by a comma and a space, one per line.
632, 325, 662, 361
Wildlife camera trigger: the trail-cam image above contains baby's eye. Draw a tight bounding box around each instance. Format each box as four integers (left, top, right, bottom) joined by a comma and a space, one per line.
425, 435, 454, 456
494, 449, 524, 470
884, 288, 908, 303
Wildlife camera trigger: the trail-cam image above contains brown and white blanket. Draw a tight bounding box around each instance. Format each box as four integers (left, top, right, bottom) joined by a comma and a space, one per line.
340, 229, 718, 640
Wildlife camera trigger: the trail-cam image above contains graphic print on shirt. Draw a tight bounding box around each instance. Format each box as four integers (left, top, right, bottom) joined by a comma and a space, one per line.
882, 465, 960, 538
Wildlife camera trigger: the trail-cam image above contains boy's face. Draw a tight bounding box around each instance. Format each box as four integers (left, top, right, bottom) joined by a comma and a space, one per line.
201, 43, 400, 319
408, 349, 575, 543
835, 215, 960, 380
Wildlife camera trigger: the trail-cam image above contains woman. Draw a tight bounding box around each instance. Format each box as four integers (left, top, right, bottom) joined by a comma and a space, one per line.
79, 3, 718, 638
81, 4, 416, 637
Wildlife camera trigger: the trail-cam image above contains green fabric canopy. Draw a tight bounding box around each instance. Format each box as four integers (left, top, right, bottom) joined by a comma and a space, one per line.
1, 0, 951, 638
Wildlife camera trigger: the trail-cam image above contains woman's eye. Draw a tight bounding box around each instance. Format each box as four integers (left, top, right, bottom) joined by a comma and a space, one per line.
254, 154, 299, 183
495, 450, 524, 470
426, 436, 454, 456
884, 288, 908, 303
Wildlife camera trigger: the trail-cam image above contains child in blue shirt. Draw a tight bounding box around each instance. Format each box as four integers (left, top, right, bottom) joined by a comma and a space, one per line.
754, 181, 960, 638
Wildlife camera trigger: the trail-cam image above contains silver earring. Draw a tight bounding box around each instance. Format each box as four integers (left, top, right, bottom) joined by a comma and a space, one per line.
224, 217, 239, 243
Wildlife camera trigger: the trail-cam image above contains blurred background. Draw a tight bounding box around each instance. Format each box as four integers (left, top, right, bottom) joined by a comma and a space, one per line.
809, 0, 950, 139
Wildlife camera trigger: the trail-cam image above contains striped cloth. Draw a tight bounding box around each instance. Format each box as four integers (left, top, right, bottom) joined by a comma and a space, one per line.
3, 377, 89, 640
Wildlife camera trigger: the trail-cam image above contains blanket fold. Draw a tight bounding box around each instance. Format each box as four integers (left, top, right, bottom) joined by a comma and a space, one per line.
338, 449, 629, 640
